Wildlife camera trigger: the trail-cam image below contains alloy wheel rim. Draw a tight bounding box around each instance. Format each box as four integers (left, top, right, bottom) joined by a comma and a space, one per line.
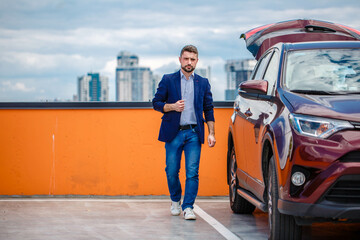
230, 152, 237, 203
268, 172, 273, 231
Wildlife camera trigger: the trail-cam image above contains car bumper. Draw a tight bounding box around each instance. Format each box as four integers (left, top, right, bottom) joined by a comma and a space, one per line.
279, 130, 360, 218
278, 198, 360, 219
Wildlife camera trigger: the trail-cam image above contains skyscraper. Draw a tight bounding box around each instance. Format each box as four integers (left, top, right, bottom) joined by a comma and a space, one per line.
78, 72, 109, 101
116, 51, 153, 102
195, 66, 211, 83
224, 59, 256, 100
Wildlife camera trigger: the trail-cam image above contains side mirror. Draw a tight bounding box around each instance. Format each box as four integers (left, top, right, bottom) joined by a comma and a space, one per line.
239, 79, 268, 94
238, 79, 272, 100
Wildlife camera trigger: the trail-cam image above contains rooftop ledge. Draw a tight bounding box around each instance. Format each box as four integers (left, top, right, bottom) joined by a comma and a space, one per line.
0, 101, 234, 109
0, 101, 233, 196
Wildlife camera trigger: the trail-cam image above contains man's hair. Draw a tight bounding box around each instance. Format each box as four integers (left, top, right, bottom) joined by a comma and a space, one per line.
180, 45, 198, 57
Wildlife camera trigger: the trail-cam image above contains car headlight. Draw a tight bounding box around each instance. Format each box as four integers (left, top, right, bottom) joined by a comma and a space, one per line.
289, 113, 354, 139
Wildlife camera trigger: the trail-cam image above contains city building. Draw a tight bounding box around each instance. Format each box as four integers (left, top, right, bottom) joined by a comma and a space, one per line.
116, 51, 154, 102
195, 66, 211, 82
172, 66, 211, 82
78, 72, 109, 101
224, 59, 257, 100
151, 74, 161, 99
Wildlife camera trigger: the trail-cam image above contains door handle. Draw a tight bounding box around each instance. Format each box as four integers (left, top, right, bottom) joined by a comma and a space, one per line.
245, 108, 253, 117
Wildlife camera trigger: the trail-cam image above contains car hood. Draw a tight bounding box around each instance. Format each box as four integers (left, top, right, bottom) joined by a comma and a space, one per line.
283, 91, 360, 122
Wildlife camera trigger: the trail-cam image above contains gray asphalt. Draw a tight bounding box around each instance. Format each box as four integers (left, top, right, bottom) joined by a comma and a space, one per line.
0, 198, 359, 240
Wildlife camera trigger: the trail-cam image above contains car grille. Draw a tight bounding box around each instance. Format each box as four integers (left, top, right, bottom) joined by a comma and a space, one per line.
339, 151, 360, 162
324, 175, 360, 204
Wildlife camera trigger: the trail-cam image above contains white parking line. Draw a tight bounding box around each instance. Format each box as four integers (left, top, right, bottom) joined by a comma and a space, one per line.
194, 204, 242, 240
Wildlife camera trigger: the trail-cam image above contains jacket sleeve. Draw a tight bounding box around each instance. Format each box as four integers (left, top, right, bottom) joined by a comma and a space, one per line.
152, 75, 168, 113
203, 79, 215, 122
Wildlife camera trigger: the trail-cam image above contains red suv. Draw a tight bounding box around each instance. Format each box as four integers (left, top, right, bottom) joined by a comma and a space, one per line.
227, 19, 360, 240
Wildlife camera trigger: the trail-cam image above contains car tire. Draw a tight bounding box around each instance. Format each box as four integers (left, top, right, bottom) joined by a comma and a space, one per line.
228, 146, 256, 214
268, 156, 301, 240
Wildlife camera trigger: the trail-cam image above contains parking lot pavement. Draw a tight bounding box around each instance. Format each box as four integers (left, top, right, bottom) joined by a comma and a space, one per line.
0, 198, 359, 240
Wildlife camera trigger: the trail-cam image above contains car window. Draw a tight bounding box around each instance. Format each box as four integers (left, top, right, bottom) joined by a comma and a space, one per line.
252, 51, 273, 80
285, 49, 360, 93
263, 51, 280, 95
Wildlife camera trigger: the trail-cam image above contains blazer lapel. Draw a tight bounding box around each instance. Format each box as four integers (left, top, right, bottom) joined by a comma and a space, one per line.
175, 70, 181, 100
193, 74, 200, 107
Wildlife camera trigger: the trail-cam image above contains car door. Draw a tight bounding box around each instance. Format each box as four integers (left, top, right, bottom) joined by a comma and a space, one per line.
244, 49, 279, 195
233, 50, 273, 190
243, 49, 279, 197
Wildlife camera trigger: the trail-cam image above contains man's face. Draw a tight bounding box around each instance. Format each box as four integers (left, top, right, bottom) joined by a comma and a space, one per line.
179, 51, 198, 73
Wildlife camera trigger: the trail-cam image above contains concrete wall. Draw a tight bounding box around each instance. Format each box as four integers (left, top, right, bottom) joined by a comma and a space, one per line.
0, 107, 233, 196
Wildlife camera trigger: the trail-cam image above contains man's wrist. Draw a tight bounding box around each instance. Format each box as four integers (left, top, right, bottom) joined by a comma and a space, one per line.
163, 103, 174, 112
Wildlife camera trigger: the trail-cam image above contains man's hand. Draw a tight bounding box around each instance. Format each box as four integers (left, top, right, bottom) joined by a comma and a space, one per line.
206, 121, 216, 147
164, 100, 185, 112
208, 133, 216, 147
173, 100, 185, 112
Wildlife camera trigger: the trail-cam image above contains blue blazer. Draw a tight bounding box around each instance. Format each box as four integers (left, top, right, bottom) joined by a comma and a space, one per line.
152, 70, 215, 144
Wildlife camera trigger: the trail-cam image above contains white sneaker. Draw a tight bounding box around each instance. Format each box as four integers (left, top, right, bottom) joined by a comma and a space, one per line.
170, 201, 181, 216
183, 207, 196, 220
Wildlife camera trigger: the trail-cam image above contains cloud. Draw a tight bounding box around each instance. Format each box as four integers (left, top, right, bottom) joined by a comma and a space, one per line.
1, 0, 360, 101
0, 76, 77, 101
101, 59, 117, 76
141, 56, 179, 71
1, 81, 35, 92
0, 51, 101, 79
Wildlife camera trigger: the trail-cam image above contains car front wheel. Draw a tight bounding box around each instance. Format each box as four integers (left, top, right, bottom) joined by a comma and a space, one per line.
228, 146, 255, 214
268, 156, 301, 240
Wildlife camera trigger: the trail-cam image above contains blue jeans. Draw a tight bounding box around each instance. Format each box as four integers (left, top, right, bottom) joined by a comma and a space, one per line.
165, 128, 201, 210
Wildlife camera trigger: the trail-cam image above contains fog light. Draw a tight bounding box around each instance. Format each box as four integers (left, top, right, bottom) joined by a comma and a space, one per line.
291, 172, 306, 186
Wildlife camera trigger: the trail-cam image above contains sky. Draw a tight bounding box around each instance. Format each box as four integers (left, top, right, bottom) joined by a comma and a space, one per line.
1, 0, 360, 102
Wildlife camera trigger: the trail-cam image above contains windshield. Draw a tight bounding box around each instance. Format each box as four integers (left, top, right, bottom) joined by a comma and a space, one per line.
285, 48, 360, 93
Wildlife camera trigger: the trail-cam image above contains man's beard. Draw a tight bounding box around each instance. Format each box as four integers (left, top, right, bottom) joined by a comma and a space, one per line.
182, 65, 195, 73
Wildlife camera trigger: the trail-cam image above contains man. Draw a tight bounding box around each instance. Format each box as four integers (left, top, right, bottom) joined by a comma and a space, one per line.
152, 45, 216, 220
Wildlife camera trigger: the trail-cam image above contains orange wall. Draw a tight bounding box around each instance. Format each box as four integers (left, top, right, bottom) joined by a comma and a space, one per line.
0, 108, 233, 196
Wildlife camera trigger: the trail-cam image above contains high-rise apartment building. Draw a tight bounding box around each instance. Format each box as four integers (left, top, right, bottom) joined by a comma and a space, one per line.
195, 66, 211, 83
78, 72, 109, 101
172, 67, 211, 82
224, 59, 256, 100
116, 51, 154, 102
151, 74, 161, 99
